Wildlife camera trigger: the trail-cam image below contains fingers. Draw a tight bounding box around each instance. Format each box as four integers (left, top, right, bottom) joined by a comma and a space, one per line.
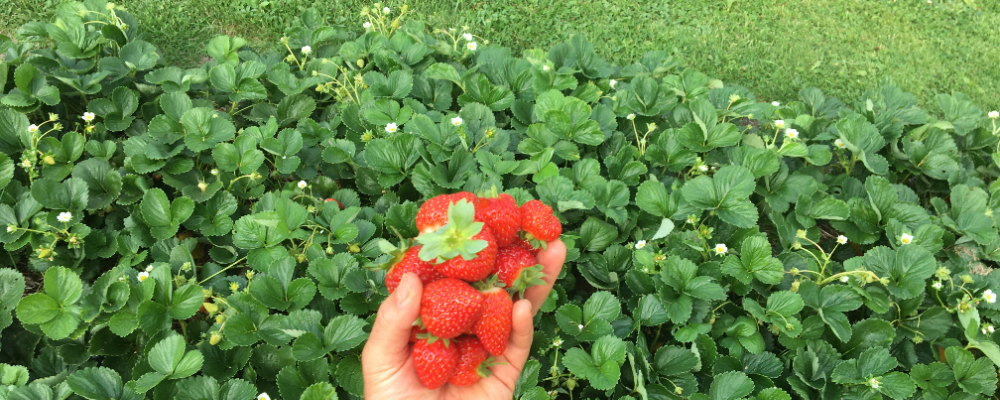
524, 239, 566, 315
361, 273, 423, 380
488, 299, 535, 389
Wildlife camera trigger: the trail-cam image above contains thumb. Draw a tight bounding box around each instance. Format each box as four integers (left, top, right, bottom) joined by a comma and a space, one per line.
361, 272, 422, 380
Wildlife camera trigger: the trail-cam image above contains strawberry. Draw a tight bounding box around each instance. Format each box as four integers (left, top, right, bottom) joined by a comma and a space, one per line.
448, 336, 493, 386
520, 199, 562, 247
413, 337, 458, 389
416, 192, 477, 233
472, 283, 513, 356
433, 227, 498, 282
494, 245, 547, 297
416, 197, 494, 278
420, 278, 485, 339
324, 198, 343, 209
410, 325, 428, 343
474, 193, 521, 247
511, 238, 541, 256
378, 242, 445, 294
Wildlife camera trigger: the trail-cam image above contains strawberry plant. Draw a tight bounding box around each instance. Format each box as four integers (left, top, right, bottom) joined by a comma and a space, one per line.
1, 1, 1000, 399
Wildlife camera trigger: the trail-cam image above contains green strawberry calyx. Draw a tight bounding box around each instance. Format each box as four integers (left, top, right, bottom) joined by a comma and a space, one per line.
416, 199, 487, 263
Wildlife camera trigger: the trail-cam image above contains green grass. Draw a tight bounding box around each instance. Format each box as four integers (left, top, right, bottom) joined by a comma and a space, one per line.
3, 0, 1000, 110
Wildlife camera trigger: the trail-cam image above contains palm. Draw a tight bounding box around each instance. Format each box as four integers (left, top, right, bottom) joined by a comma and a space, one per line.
367, 353, 519, 400
363, 240, 566, 400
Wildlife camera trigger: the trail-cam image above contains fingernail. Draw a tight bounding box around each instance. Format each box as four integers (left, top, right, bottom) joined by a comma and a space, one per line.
396, 279, 410, 308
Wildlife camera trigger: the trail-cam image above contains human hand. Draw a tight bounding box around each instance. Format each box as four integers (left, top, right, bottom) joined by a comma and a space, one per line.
362, 239, 567, 400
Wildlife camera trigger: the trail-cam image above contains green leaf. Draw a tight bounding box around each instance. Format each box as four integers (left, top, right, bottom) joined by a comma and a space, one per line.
67, 367, 124, 400
710, 371, 755, 400
299, 382, 337, 400
654, 346, 698, 376
30, 177, 89, 211
636, 180, 674, 218
860, 245, 935, 300
721, 236, 785, 284
681, 165, 758, 228
877, 372, 917, 400
947, 346, 997, 396
16, 293, 60, 324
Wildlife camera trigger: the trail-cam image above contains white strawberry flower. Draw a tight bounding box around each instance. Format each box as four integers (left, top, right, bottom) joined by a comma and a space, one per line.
451, 116, 463, 126
257, 394, 271, 400
932, 281, 943, 290
990, 111, 1000, 119
984, 289, 997, 304
82, 112, 96, 122
297, 180, 308, 189
463, 33, 473, 41
210, 169, 218, 176
301, 46, 312, 54
542, 65, 550, 71
28, 124, 39, 134
837, 235, 848, 245
467, 42, 477, 51
869, 378, 880, 389
577, 324, 584, 330
687, 216, 697, 224
6, 225, 15, 233
774, 120, 785, 129
57, 212, 73, 222
900, 233, 913, 245
714, 243, 728, 255
553, 338, 563, 347
363, 21, 372, 30
635, 240, 646, 250
785, 128, 799, 139
840, 276, 850, 283
118, 276, 126, 282
627, 113, 636, 120
771, 101, 780, 107
145, 265, 154, 272
137, 272, 149, 282
383, 6, 390, 13
990, 325, 995, 333
835, 139, 845, 148
21, 159, 31, 168
385, 122, 398, 133
698, 165, 709, 172
609, 79, 617, 88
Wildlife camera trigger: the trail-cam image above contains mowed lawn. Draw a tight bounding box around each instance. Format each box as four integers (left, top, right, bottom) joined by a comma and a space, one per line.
3, 0, 1000, 110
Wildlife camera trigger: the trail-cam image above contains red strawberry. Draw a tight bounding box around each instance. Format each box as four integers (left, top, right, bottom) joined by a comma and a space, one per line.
410, 326, 428, 343
433, 227, 498, 282
324, 198, 343, 209
494, 245, 547, 297
420, 278, 485, 339
474, 193, 522, 247
417, 192, 477, 233
448, 336, 493, 386
413, 337, 458, 389
472, 285, 513, 356
520, 200, 562, 246
511, 238, 541, 256
382, 244, 445, 294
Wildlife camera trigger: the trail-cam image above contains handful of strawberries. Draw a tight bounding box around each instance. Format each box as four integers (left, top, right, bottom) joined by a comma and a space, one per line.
378, 191, 562, 389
